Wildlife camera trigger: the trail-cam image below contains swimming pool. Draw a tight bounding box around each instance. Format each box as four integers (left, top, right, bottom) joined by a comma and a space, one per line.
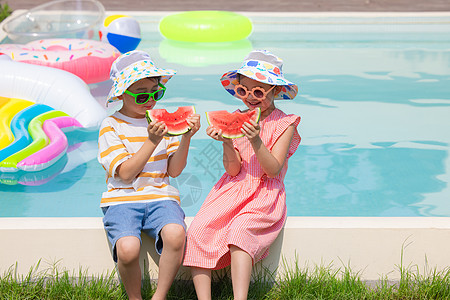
1, 13, 449, 218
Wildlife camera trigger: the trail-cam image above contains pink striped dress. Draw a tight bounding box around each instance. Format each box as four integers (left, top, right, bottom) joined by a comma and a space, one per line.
183, 108, 301, 269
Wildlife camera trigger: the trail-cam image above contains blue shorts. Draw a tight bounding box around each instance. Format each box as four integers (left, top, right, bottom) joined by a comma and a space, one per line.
102, 200, 186, 262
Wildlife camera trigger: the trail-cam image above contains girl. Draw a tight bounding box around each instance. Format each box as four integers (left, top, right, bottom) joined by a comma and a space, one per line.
183, 50, 301, 300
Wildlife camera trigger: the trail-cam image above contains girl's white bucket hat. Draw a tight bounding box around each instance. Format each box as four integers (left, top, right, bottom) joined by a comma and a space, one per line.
107, 50, 176, 105
220, 49, 298, 100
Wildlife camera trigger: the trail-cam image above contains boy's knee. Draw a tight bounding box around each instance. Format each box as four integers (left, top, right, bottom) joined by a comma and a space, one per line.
160, 224, 186, 251
116, 236, 140, 264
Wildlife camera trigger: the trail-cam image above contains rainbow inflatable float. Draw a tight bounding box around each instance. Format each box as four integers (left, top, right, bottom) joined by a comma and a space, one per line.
0, 98, 82, 172
0, 58, 106, 174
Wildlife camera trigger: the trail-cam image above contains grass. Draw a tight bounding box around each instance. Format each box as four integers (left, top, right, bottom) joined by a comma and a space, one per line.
1, 257, 450, 300
0, 260, 123, 299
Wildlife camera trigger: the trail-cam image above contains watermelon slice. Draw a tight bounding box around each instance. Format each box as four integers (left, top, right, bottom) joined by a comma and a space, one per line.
146, 106, 196, 136
205, 108, 261, 139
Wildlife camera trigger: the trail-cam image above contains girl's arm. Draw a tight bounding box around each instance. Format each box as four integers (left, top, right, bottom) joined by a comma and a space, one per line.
116, 121, 168, 183
206, 125, 242, 176
242, 120, 295, 178
167, 114, 201, 177
222, 139, 241, 176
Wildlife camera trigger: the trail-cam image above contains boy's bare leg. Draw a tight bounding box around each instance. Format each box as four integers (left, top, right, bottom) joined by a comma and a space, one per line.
116, 236, 142, 300
230, 245, 252, 300
151, 223, 186, 300
191, 267, 212, 300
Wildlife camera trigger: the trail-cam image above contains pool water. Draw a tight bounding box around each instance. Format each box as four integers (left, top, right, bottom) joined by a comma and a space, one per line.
1, 13, 450, 217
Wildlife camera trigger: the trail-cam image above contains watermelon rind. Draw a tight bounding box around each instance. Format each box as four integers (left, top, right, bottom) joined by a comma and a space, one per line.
146, 106, 196, 136
205, 107, 261, 139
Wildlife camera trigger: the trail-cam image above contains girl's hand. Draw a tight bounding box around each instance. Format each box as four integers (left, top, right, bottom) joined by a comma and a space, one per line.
206, 125, 232, 144
184, 114, 201, 138
241, 119, 261, 142
147, 121, 168, 144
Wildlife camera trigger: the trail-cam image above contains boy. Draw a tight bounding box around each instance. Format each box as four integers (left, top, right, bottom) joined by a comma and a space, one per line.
98, 50, 200, 300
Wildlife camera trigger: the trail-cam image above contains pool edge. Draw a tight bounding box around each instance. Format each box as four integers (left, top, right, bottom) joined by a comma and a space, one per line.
1, 216, 449, 281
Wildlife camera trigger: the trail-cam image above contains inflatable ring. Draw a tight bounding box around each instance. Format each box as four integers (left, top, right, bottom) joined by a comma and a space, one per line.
159, 11, 252, 43
0, 38, 120, 84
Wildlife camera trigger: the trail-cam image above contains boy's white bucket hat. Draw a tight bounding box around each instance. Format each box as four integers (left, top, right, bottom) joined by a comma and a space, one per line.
220, 49, 298, 100
107, 50, 176, 105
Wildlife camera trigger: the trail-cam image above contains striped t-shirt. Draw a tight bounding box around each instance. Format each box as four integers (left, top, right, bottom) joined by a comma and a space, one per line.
97, 111, 180, 207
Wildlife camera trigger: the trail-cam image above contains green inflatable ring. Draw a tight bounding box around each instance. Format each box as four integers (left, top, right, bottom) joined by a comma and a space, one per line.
159, 11, 252, 43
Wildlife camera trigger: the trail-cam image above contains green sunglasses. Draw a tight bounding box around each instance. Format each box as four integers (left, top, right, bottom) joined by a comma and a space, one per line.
123, 83, 166, 104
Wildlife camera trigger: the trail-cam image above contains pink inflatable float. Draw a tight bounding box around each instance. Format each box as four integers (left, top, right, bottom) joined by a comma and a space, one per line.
0, 38, 120, 84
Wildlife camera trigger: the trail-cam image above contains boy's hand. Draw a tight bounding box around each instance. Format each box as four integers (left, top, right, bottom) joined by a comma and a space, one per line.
184, 114, 201, 138
147, 121, 168, 144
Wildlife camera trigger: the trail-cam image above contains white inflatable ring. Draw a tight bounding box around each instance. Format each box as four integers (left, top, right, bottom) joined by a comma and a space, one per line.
0, 59, 107, 128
